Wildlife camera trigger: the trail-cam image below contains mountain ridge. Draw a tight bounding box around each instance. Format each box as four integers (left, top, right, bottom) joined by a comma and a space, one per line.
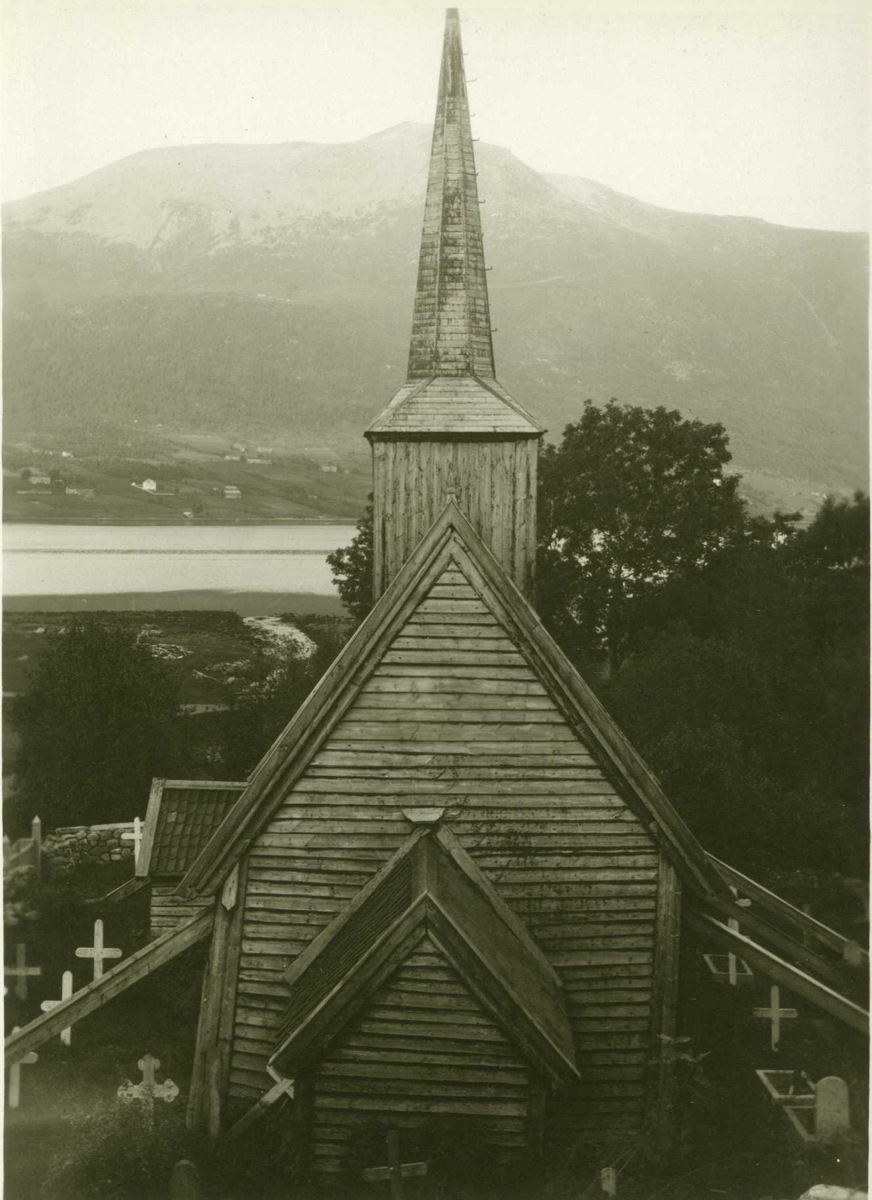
3, 122, 867, 514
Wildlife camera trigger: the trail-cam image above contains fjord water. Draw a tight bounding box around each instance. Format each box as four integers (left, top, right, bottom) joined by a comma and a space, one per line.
3, 524, 355, 600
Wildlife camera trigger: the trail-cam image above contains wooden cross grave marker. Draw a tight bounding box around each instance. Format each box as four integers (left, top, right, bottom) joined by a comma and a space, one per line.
7, 1028, 37, 1109
754, 984, 798, 1052
76, 919, 122, 981
121, 816, 143, 863
118, 1055, 179, 1128
40, 970, 75, 1045
362, 1130, 428, 1200
5, 943, 42, 1001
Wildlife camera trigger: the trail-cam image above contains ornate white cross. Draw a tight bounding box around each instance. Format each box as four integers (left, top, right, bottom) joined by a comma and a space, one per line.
118, 1055, 179, 1126
5, 943, 42, 1001
753, 984, 798, 1052
7, 1028, 38, 1108
40, 970, 74, 1045
76, 919, 122, 981
121, 817, 143, 863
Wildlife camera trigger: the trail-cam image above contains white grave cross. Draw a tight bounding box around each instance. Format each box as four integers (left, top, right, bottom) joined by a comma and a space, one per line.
7, 1029, 38, 1109
118, 1055, 179, 1126
121, 817, 143, 864
40, 970, 74, 1045
76, 919, 122, 981
753, 984, 798, 1052
5, 943, 42, 1001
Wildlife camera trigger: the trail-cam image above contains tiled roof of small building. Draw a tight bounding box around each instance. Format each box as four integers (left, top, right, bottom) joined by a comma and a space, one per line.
142, 781, 246, 878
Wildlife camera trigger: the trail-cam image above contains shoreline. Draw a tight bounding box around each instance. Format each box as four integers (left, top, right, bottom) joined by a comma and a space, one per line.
2, 589, 345, 615
2, 516, 357, 527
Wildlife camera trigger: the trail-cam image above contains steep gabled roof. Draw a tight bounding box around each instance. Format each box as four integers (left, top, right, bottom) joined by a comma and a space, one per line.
139, 779, 246, 879
178, 501, 723, 900
268, 822, 578, 1084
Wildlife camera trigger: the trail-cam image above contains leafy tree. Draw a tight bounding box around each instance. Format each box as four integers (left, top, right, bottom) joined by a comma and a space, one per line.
10, 620, 184, 832
536, 400, 748, 672
327, 497, 374, 623
327, 404, 752, 670
603, 493, 869, 879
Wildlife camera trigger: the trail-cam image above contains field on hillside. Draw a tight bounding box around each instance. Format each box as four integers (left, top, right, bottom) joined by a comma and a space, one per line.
3, 439, 371, 524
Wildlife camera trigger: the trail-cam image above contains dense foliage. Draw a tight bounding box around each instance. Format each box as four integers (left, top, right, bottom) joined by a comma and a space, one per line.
326, 499, 374, 623
10, 620, 185, 831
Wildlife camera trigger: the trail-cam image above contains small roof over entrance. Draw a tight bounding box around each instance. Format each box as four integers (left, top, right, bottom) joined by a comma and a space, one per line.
269, 821, 578, 1085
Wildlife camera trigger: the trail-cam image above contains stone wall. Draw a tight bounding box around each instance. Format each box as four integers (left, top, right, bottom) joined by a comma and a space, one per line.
43, 822, 135, 873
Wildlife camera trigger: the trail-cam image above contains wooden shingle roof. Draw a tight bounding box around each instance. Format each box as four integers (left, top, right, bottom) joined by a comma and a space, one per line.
139, 779, 246, 879
366, 10, 543, 441
407, 8, 493, 380
366, 375, 543, 438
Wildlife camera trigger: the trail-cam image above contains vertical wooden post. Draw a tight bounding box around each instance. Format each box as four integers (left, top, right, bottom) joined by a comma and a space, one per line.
31, 816, 42, 877
647, 855, 682, 1145
187, 859, 249, 1136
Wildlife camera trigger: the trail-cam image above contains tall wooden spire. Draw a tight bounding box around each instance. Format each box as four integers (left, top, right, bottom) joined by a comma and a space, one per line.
407, 7, 494, 379
366, 8, 544, 599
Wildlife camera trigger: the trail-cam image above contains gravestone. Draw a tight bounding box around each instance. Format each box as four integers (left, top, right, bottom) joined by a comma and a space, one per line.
814, 1075, 850, 1144
600, 1165, 618, 1196
170, 1159, 200, 1200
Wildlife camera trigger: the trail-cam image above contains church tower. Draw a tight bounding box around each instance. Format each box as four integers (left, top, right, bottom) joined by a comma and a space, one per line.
366, 7, 544, 599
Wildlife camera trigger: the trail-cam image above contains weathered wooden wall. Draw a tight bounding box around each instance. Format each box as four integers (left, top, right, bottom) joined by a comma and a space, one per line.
309, 935, 534, 1179
230, 560, 665, 1137
150, 884, 213, 939
371, 439, 538, 599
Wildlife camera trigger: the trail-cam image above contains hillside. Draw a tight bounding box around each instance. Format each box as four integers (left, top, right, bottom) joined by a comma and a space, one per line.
3, 122, 868, 515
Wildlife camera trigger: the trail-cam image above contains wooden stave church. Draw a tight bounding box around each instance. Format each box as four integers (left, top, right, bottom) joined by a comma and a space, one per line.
7, 6, 868, 1186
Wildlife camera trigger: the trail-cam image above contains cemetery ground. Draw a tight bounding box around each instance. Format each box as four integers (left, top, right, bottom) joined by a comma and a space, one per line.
4, 854, 867, 1199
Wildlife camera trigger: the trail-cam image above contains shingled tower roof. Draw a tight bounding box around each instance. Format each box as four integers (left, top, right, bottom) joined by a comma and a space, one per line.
408, 6, 493, 380
367, 9, 543, 438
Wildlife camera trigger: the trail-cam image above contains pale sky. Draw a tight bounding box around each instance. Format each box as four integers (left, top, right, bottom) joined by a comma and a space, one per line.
2, 0, 869, 230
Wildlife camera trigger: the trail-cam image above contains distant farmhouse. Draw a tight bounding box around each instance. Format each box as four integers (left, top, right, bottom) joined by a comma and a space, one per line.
132, 478, 174, 496
223, 484, 242, 500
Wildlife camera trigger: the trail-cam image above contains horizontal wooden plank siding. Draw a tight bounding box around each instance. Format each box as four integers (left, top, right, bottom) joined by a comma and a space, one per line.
373, 438, 538, 599
150, 883, 212, 940
310, 938, 532, 1177
231, 562, 661, 1135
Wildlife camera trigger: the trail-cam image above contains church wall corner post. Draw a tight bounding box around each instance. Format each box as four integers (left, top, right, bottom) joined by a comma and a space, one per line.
187, 858, 249, 1136
646, 855, 683, 1147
